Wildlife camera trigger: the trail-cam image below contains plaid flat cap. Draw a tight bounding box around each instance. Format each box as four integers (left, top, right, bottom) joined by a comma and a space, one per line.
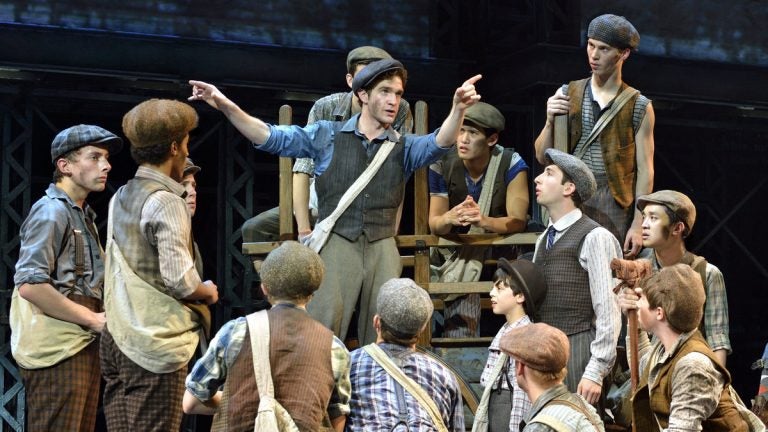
545, 148, 597, 202
51, 124, 123, 163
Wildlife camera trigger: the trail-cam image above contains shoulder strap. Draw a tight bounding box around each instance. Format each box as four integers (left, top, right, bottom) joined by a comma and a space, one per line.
544, 398, 602, 432
246, 310, 274, 399
471, 145, 504, 234
363, 343, 449, 432
472, 353, 508, 432
315, 139, 397, 230
574, 86, 640, 160
529, 413, 573, 432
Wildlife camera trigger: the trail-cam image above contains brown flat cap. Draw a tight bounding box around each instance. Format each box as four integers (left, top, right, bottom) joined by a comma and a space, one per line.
499, 323, 569, 373
642, 263, 705, 333
464, 102, 505, 133
637, 190, 696, 234
346, 46, 392, 72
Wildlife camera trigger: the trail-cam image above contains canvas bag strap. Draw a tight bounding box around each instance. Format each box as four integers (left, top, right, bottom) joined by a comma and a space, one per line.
246, 310, 275, 398
469, 144, 504, 235
318, 139, 397, 230
574, 86, 640, 160
363, 343, 449, 432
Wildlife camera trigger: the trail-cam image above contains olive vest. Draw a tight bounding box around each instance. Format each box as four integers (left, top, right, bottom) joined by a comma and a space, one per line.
534, 216, 599, 335
225, 306, 335, 431
632, 331, 748, 432
567, 78, 640, 209
315, 129, 406, 242
442, 148, 513, 233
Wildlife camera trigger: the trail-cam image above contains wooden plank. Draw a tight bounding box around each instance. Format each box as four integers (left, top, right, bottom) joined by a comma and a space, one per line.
242, 242, 281, 255
554, 113, 568, 152
278, 105, 294, 241
395, 232, 540, 248
413, 101, 430, 235
426, 281, 493, 295
432, 337, 493, 347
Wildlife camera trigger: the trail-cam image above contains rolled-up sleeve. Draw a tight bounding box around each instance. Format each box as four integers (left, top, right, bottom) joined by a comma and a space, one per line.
14, 202, 68, 286
328, 336, 351, 418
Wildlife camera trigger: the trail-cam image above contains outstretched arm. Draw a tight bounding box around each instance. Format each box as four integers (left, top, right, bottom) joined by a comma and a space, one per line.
435, 75, 483, 148
534, 87, 570, 164
188, 80, 271, 144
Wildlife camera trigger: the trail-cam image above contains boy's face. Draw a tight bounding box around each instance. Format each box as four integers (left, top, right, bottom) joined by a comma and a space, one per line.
456, 124, 495, 162
534, 164, 572, 207
641, 204, 676, 248
181, 173, 197, 217
490, 279, 523, 318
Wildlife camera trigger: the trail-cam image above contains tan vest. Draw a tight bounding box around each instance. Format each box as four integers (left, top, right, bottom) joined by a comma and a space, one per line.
567, 78, 639, 209
225, 306, 335, 431
631, 331, 748, 432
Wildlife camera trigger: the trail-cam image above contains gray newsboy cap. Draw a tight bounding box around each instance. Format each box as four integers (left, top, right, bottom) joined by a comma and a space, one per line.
637, 190, 697, 233
51, 124, 123, 163
377, 278, 433, 338
588, 14, 640, 51
346, 46, 392, 72
464, 102, 505, 133
544, 148, 597, 202
351, 58, 405, 94
183, 157, 201, 177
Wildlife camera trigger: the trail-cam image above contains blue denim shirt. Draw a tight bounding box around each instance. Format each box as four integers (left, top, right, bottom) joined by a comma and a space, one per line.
256, 113, 450, 179
14, 184, 105, 299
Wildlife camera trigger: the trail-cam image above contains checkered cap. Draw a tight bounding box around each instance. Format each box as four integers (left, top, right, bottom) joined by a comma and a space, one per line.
377, 278, 433, 338
545, 148, 597, 202
588, 14, 640, 50
51, 124, 123, 163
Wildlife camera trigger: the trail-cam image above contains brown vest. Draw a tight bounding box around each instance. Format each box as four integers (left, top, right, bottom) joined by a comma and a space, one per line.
535, 216, 599, 335
631, 331, 748, 432
567, 78, 639, 209
225, 305, 335, 432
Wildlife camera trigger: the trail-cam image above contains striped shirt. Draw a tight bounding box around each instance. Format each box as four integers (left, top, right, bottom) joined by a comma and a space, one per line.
135, 166, 201, 298
480, 315, 533, 432
347, 343, 465, 431
522, 384, 604, 431
534, 209, 622, 384
185, 313, 351, 419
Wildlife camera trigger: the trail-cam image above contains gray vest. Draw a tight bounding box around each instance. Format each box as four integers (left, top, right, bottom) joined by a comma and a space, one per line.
112, 178, 174, 295
315, 128, 406, 242
535, 216, 599, 335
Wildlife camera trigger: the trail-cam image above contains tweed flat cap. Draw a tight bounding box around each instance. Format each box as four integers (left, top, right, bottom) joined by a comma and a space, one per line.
351, 58, 405, 94
377, 278, 433, 338
497, 258, 548, 321
51, 124, 123, 163
346, 46, 392, 72
464, 102, 505, 133
500, 323, 569, 373
545, 148, 597, 202
637, 190, 696, 233
588, 14, 640, 51
642, 264, 705, 333
183, 157, 201, 177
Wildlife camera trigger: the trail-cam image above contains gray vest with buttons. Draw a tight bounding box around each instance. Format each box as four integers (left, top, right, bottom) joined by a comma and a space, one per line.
315, 127, 406, 242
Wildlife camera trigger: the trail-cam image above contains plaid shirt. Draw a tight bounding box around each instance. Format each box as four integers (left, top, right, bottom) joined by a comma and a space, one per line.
640, 249, 731, 353
346, 343, 465, 431
480, 315, 533, 432
185, 312, 351, 419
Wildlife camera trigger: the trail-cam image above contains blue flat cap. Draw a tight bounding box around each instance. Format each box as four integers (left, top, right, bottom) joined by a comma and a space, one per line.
545, 148, 597, 202
351, 58, 405, 94
51, 124, 123, 163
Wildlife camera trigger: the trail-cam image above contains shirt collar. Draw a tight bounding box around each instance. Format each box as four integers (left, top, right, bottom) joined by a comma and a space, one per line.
340, 113, 400, 142
654, 330, 697, 364
549, 208, 583, 232
46, 183, 96, 218
524, 384, 571, 423
135, 166, 186, 196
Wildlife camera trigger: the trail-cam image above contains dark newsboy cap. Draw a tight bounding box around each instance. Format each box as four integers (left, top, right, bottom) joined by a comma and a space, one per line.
351, 58, 405, 94
183, 157, 201, 177
587, 14, 640, 51
346, 46, 392, 72
464, 102, 505, 133
51, 124, 123, 163
497, 258, 548, 321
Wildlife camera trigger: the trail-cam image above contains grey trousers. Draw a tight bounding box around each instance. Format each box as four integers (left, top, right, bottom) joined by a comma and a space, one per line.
306, 233, 402, 345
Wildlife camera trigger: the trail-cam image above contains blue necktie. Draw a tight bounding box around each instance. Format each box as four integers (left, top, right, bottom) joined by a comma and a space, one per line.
546, 226, 557, 250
